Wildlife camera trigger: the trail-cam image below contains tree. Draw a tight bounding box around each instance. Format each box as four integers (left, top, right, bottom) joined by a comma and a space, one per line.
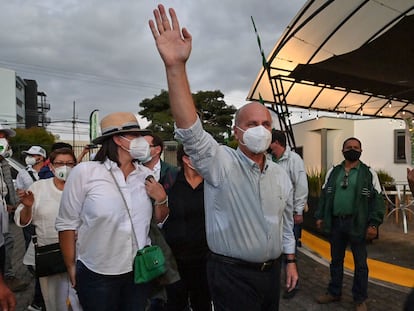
138, 90, 175, 141
139, 90, 236, 143
9, 127, 55, 162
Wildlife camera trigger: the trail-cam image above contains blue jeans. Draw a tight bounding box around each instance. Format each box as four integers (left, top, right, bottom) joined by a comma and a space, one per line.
328, 217, 368, 303
76, 261, 151, 311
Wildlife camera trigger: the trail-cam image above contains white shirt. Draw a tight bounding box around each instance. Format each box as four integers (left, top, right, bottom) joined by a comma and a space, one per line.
55, 159, 154, 275
14, 178, 63, 265
150, 159, 161, 182
16, 166, 39, 190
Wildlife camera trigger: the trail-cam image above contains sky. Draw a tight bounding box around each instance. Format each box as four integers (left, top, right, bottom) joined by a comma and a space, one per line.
0, 0, 307, 141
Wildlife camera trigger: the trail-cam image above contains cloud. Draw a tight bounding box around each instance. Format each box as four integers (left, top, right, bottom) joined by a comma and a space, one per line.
0, 0, 306, 137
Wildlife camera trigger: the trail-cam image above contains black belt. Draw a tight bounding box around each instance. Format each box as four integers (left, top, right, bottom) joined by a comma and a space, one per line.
333, 215, 353, 220
209, 252, 280, 271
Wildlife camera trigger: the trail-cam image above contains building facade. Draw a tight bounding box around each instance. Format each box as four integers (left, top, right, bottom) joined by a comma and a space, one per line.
0, 67, 50, 129
292, 116, 408, 183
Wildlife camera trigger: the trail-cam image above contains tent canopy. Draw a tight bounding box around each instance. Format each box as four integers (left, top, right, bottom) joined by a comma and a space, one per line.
247, 0, 414, 120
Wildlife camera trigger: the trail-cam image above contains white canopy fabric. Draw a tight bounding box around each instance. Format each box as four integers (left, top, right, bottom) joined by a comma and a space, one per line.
247, 0, 414, 120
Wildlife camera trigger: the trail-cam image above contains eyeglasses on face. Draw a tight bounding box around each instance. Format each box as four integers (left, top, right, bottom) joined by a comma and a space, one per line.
341, 173, 349, 189
53, 161, 75, 167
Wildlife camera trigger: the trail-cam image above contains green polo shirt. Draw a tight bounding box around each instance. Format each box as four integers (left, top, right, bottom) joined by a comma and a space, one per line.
332, 163, 360, 216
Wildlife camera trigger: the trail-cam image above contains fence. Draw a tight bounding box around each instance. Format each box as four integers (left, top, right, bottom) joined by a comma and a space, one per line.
12, 141, 179, 166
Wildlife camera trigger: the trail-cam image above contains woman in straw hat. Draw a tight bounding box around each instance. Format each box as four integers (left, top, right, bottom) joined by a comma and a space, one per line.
56, 112, 172, 311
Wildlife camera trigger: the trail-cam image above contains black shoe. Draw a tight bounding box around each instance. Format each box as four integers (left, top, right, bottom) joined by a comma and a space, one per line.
283, 288, 298, 299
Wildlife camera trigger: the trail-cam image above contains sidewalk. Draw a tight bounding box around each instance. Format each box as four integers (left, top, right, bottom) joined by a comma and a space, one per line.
10, 216, 414, 311
279, 247, 411, 311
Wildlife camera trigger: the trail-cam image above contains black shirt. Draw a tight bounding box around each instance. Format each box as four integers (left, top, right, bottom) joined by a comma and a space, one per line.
163, 169, 209, 261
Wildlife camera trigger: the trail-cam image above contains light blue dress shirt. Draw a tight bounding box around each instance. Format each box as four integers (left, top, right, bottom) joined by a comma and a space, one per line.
175, 118, 295, 262
271, 146, 308, 215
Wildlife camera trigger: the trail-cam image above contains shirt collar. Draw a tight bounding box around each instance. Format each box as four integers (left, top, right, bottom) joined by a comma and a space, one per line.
103, 158, 141, 171
340, 160, 361, 171
236, 148, 269, 172
153, 159, 161, 172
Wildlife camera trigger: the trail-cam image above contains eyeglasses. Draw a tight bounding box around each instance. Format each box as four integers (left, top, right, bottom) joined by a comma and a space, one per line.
53, 161, 75, 167
341, 173, 349, 189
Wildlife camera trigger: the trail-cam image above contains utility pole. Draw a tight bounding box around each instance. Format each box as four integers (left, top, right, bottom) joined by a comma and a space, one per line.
72, 100, 76, 147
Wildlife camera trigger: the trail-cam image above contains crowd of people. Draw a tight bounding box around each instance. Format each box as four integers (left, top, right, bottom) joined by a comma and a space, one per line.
0, 5, 413, 311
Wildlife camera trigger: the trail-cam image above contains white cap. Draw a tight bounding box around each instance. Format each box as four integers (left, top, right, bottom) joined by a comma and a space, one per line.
22, 146, 47, 158
0, 124, 16, 137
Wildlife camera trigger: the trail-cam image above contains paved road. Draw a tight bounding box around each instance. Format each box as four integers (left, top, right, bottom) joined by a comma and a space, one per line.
10, 218, 413, 311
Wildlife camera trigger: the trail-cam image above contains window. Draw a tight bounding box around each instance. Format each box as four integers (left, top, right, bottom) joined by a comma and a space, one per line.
294, 146, 304, 159
394, 129, 406, 163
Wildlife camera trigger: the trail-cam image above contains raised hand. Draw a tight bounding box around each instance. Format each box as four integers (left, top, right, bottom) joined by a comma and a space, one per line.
149, 4, 192, 68
17, 189, 34, 208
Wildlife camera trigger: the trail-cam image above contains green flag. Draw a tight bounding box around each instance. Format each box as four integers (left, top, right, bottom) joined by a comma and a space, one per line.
89, 109, 100, 143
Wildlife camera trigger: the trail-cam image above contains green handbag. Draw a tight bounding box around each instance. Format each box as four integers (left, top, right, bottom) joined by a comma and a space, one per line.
134, 245, 166, 284
108, 169, 167, 284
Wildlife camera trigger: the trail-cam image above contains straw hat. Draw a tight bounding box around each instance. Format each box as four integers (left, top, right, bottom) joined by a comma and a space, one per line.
92, 112, 151, 144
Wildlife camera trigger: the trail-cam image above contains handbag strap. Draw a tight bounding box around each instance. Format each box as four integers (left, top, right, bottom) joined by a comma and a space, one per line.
32, 226, 39, 250
108, 168, 139, 247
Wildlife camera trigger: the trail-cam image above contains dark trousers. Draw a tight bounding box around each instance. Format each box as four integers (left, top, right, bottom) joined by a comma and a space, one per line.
293, 223, 302, 246
76, 260, 151, 311
207, 255, 281, 311
328, 217, 368, 303
166, 259, 211, 311
23, 224, 35, 250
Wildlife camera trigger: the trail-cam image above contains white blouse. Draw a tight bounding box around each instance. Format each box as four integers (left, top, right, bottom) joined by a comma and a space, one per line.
55, 159, 154, 275
15, 178, 63, 265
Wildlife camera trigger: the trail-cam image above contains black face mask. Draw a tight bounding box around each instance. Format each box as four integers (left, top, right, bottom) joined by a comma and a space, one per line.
343, 149, 361, 162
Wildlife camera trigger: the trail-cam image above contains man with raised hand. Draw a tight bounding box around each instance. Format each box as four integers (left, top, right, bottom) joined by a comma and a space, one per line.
149, 5, 297, 310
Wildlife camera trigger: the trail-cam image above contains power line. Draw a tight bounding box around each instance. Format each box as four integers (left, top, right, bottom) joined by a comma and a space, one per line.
0, 59, 167, 92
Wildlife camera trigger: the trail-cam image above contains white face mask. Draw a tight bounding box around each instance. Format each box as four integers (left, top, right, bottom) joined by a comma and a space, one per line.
0, 138, 12, 158
120, 136, 151, 162
25, 156, 37, 166
236, 125, 271, 154
53, 165, 72, 181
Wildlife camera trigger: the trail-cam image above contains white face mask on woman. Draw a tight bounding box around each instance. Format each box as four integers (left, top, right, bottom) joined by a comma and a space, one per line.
53, 165, 72, 181
236, 125, 271, 154
120, 136, 151, 163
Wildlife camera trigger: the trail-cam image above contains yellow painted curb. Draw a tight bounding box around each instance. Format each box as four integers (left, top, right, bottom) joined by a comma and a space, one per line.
302, 230, 414, 288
